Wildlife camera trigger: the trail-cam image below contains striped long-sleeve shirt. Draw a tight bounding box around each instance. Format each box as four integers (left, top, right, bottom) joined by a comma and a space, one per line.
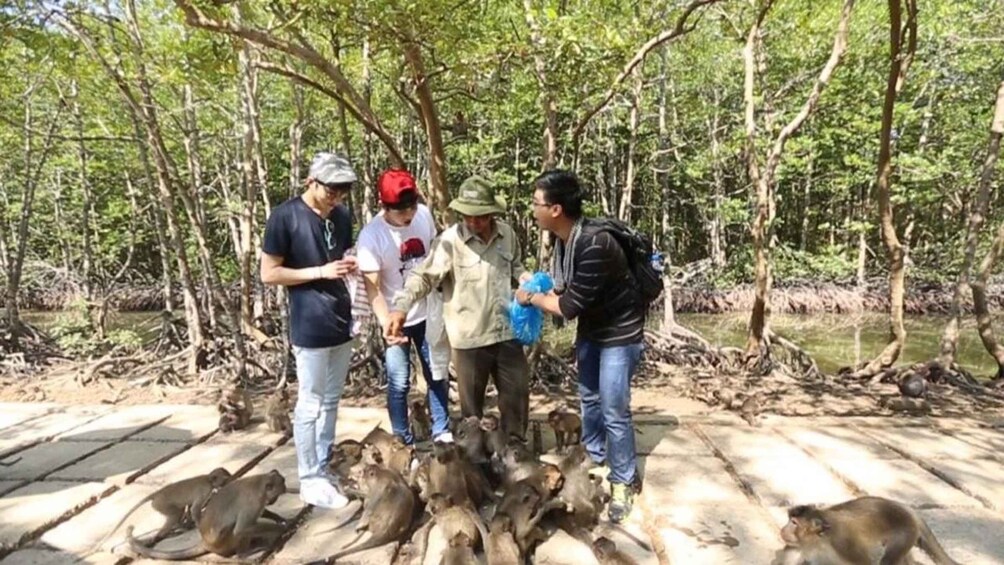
557, 221, 645, 346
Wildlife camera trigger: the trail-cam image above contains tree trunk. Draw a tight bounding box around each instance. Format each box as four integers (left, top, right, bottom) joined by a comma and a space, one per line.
237, 40, 262, 339
360, 38, 375, 223
618, 67, 642, 223
707, 89, 727, 268
6, 92, 60, 336
856, 0, 917, 377
523, 0, 557, 270
972, 221, 1004, 380
744, 0, 854, 361
402, 40, 450, 220
70, 79, 96, 315
131, 116, 175, 314
181, 80, 218, 329
939, 80, 1004, 368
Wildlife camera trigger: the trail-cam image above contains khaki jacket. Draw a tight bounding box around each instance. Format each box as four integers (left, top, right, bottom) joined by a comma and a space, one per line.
393, 220, 529, 349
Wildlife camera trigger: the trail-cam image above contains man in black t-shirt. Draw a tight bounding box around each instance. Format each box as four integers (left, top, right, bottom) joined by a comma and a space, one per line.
516, 169, 645, 524
261, 152, 358, 509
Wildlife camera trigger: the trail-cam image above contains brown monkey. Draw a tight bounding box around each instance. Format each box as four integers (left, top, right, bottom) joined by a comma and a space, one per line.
264, 388, 292, 434
495, 441, 541, 488
217, 386, 253, 432
362, 424, 397, 463
328, 439, 364, 478
740, 393, 762, 427
101, 467, 231, 547
480, 413, 507, 459
495, 480, 567, 554
128, 470, 287, 559
592, 536, 639, 565
548, 410, 582, 452
485, 514, 522, 565
384, 435, 415, 477
442, 532, 477, 565
416, 493, 488, 564
330, 464, 416, 561
430, 442, 495, 507
779, 497, 960, 565
410, 398, 432, 442
455, 415, 488, 464
556, 445, 607, 528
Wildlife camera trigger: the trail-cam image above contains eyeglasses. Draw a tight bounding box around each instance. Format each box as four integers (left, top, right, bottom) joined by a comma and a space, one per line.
317, 180, 352, 197
531, 200, 552, 208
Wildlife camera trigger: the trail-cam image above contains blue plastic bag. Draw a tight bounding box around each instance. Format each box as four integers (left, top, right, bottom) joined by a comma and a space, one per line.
509, 272, 554, 345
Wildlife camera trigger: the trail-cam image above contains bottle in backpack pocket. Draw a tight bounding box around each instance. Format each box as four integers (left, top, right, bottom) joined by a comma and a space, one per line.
650, 252, 665, 274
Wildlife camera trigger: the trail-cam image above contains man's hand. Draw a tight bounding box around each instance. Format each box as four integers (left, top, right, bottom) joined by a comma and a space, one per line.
515, 288, 535, 306
319, 257, 358, 279
385, 311, 407, 339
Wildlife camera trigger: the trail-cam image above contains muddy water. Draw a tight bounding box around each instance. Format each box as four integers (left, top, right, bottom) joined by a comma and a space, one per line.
677, 312, 998, 377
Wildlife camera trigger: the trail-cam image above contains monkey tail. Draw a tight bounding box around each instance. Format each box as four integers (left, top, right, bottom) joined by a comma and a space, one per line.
126, 526, 208, 560
916, 518, 961, 565
330, 532, 397, 561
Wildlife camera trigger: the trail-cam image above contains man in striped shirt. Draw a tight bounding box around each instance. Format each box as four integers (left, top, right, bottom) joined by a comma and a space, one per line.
516, 169, 646, 524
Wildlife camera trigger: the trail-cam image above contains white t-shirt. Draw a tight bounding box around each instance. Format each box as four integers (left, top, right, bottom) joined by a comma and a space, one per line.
356, 204, 437, 327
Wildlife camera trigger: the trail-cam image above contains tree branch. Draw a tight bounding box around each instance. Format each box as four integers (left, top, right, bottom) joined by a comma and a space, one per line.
571, 0, 723, 146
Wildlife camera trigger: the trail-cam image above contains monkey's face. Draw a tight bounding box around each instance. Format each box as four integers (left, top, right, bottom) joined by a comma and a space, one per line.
479, 415, 498, 432
541, 465, 564, 493
592, 537, 616, 557
450, 532, 473, 548
208, 468, 232, 486
491, 514, 514, 534
564, 444, 590, 469
781, 507, 827, 546
266, 472, 286, 504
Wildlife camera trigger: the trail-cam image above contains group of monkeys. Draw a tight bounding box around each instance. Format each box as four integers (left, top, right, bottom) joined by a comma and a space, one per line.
100, 386, 964, 564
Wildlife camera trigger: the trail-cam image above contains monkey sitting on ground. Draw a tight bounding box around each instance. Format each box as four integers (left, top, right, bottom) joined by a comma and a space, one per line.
410, 398, 432, 442
415, 493, 488, 564
101, 467, 231, 548
217, 386, 253, 432
777, 496, 960, 565
361, 424, 397, 465
485, 513, 522, 565
480, 413, 507, 460
128, 470, 287, 559
592, 536, 640, 565
330, 464, 416, 561
327, 439, 364, 479
264, 388, 292, 434
555, 445, 608, 529
548, 409, 582, 452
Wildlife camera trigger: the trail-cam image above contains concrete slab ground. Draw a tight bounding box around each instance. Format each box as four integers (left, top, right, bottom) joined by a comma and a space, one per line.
1, 404, 1002, 565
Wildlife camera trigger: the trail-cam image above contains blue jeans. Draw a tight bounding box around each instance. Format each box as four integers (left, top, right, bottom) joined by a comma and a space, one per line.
292, 341, 353, 481
386, 320, 450, 444
576, 339, 643, 485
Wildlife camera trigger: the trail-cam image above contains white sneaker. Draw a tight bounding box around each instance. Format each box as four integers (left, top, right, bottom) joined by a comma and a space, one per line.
300, 478, 349, 509
434, 431, 454, 444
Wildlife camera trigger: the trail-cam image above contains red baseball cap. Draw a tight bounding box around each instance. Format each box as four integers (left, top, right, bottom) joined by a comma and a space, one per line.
378, 169, 418, 205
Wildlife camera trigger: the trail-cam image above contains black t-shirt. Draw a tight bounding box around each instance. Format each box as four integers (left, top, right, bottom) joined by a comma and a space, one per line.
557, 220, 645, 346
262, 197, 353, 348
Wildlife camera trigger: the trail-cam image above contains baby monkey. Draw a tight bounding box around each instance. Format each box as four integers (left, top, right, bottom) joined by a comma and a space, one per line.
264, 388, 292, 434
218, 385, 253, 432
547, 409, 582, 452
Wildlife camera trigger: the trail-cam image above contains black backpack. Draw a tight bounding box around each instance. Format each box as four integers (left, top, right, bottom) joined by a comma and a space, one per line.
590, 218, 665, 306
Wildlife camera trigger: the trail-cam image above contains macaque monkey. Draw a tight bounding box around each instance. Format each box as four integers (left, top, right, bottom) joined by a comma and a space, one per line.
740, 393, 762, 427
480, 413, 507, 459
264, 388, 292, 434
548, 410, 582, 452
218, 386, 253, 432
410, 398, 432, 442
485, 514, 522, 565
362, 424, 397, 464
592, 536, 640, 565
442, 532, 477, 565
455, 415, 488, 464
101, 468, 231, 547
330, 465, 416, 561
778, 497, 960, 565
128, 470, 287, 559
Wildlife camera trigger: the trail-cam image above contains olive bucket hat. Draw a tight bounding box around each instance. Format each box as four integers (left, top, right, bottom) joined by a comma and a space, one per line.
448, 176, 507, 217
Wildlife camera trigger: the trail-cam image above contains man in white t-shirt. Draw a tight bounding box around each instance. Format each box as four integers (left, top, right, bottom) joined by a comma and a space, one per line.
356, 169, 451, 444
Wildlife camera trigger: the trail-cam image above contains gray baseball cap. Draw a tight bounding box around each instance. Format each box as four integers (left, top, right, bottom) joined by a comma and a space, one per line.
308, 152, 357, 185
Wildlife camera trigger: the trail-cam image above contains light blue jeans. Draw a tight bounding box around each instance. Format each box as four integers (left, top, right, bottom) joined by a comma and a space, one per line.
385, 320, 450, 443
576, 339, 644, 485
292, 341, 353, 481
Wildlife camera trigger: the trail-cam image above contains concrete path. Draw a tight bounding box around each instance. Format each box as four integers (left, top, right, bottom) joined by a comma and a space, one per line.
0, 403, 1002, 564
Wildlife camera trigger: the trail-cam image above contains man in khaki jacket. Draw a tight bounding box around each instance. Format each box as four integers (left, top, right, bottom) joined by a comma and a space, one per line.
387, 176, 531, 440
